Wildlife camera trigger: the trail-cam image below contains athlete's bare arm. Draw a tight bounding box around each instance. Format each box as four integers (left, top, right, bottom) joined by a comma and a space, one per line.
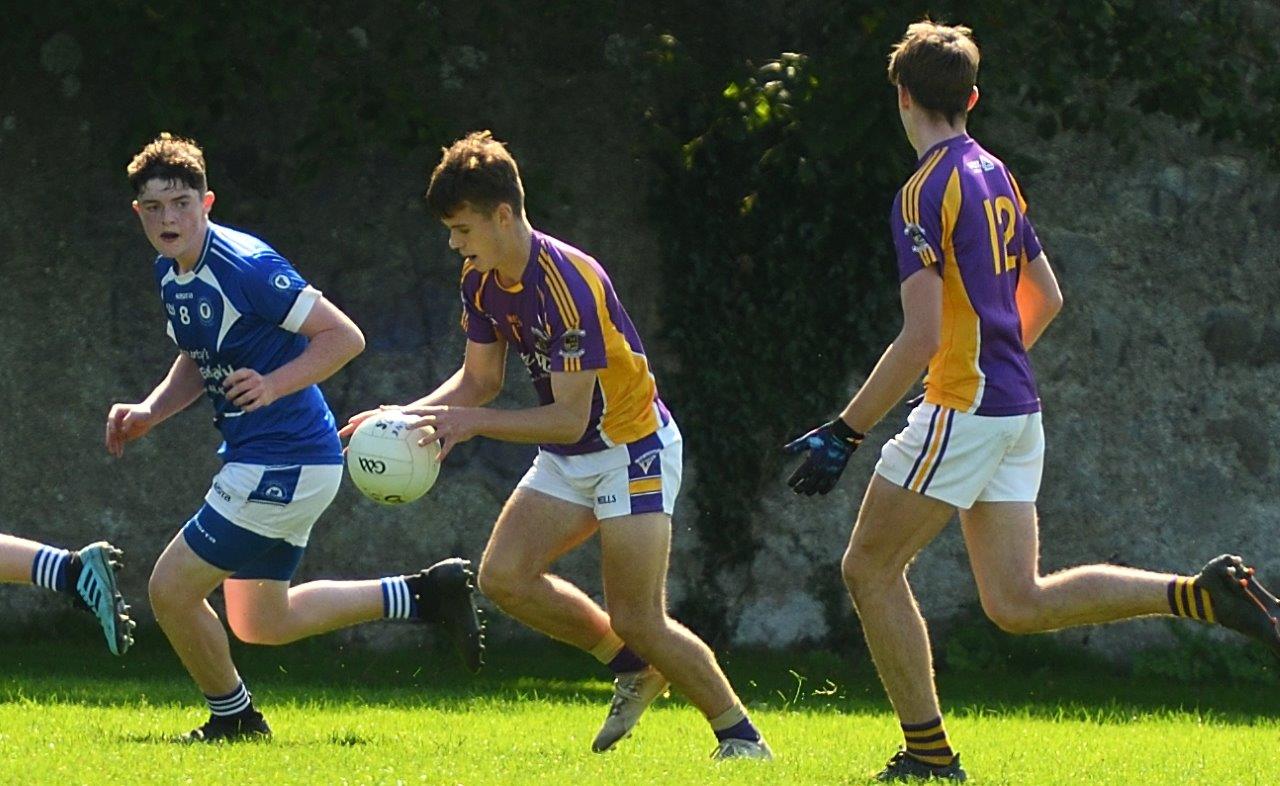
105, 353, 205, 457
224, 296, 366, 413
412, 338, 509, 409
339, 338, 507, 438
1015, 252, 1062, 350
403, 368, 597, 460
839, 268, 943, 434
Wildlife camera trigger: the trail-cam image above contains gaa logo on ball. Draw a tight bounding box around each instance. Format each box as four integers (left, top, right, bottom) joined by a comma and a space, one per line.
345, 411, 441, 505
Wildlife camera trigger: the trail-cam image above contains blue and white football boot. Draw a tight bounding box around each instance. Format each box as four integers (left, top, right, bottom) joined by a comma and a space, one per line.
71, 541, 134, 656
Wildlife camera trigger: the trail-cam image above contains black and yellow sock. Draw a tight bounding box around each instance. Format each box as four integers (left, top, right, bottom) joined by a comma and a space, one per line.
1167, 576, 1215, 623
901, 716, 955, 767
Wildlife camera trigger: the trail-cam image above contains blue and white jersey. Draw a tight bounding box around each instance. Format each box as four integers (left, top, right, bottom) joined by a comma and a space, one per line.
154, 222, 342, 466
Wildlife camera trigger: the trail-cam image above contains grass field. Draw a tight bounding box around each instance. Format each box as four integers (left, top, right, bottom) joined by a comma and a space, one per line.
1, 628, 1277, 785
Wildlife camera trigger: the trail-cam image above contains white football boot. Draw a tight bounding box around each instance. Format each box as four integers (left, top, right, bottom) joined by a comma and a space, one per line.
710, 736, 774, 761
591, 665, 669, 752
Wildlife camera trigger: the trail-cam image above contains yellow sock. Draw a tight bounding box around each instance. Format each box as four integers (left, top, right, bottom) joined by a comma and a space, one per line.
588, 630, 626, 664
1167, 576, 1215, 623
902, 716, 955, 767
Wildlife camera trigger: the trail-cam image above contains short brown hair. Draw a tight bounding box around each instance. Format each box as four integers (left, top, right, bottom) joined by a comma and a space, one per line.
126, 132, 208, 195
886, 20, 980, 124
425, 131, 525, 218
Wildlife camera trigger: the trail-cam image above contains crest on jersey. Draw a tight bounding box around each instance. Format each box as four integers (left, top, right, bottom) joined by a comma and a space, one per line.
197, 298, 216, 326
272, 273, 293, 290
965, 156, 997, 174
559, 328, 587, 359
531, 325, 551, 356
904, 222, 932, 255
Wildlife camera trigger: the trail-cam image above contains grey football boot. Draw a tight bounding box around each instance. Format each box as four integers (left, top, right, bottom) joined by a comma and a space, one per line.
591, 665, 669, 752
710, 737, 774, 761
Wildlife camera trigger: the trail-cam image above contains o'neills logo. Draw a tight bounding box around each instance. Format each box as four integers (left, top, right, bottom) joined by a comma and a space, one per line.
358, 457, 386, 474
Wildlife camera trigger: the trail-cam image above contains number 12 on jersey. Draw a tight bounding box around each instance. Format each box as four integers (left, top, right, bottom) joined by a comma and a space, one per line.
983, 195, 1017, 275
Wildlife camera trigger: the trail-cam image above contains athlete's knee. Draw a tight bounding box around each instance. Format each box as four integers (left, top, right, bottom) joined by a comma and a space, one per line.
226, 615, 293, 646
148, 563, 190, 622
476, 554, 529, 610
980, 587, 1045, 634
841, 542, 900, 600
608, 602, 668, 648
223, 583, 306, 645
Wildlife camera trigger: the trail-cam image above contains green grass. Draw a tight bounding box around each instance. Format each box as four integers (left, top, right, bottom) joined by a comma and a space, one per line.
1, 628, 1277, 785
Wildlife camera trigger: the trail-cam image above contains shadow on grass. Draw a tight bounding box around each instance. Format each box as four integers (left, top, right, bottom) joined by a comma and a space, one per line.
117, 731, 370, 746
4, 624, 1277, 725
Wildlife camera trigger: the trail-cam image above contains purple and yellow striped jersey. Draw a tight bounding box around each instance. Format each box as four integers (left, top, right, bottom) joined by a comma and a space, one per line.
459, 229, 671, 455
891, 134, 1043, 416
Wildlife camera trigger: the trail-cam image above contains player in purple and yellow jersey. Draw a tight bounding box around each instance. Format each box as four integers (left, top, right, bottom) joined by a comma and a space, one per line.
343, 131, 771, 760
784, 20, 1280, 782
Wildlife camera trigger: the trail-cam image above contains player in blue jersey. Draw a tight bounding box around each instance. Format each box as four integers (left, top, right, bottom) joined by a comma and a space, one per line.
784, 21, 1280, 782
0, 534, 133, 655
110, 133, 485, 742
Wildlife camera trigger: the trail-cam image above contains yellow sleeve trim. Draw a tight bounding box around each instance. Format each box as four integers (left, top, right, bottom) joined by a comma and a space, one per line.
1008, 171, 1028, 214
900, 147, 948, 267
538, 250, 581, 329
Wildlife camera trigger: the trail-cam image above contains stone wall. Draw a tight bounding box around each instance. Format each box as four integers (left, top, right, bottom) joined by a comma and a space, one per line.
734, 113, 1280, 658
2, 25, 1277, 663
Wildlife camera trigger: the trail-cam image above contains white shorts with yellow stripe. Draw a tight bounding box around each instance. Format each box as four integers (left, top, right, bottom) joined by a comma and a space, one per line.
517, 419, 682, 520
875, 403, 1043, 509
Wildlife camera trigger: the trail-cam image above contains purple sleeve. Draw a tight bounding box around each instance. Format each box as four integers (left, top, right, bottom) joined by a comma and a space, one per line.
890, 185, 944, 283
1020, 213, 1043, 263
459, 270, 497, 344
1007, 171, 1043, 263
544, 265, 607, 373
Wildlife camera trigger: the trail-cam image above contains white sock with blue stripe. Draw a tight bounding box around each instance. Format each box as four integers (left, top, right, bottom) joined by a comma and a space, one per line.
381, 576, 418, 620
206, 681, 252, 717
31, 547, 71, 593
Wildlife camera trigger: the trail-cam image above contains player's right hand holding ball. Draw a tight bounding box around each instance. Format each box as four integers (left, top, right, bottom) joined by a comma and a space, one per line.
337, 404, 404, 440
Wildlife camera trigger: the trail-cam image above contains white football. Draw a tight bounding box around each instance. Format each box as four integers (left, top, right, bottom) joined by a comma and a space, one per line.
345, 411, 441, 505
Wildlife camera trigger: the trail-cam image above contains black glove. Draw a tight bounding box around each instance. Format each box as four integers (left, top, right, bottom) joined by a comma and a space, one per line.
783, 418, 865, 495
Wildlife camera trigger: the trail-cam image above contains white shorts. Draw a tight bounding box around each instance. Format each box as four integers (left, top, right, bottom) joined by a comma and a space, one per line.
517, 419, 683, 520
875, 403, 1043, 509
204, 462, 343, 547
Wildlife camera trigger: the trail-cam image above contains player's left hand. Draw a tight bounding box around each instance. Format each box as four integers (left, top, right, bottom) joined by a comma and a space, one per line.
402, 405, 480, 462
222, 368, 281, 412
783, 418, 865, 496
